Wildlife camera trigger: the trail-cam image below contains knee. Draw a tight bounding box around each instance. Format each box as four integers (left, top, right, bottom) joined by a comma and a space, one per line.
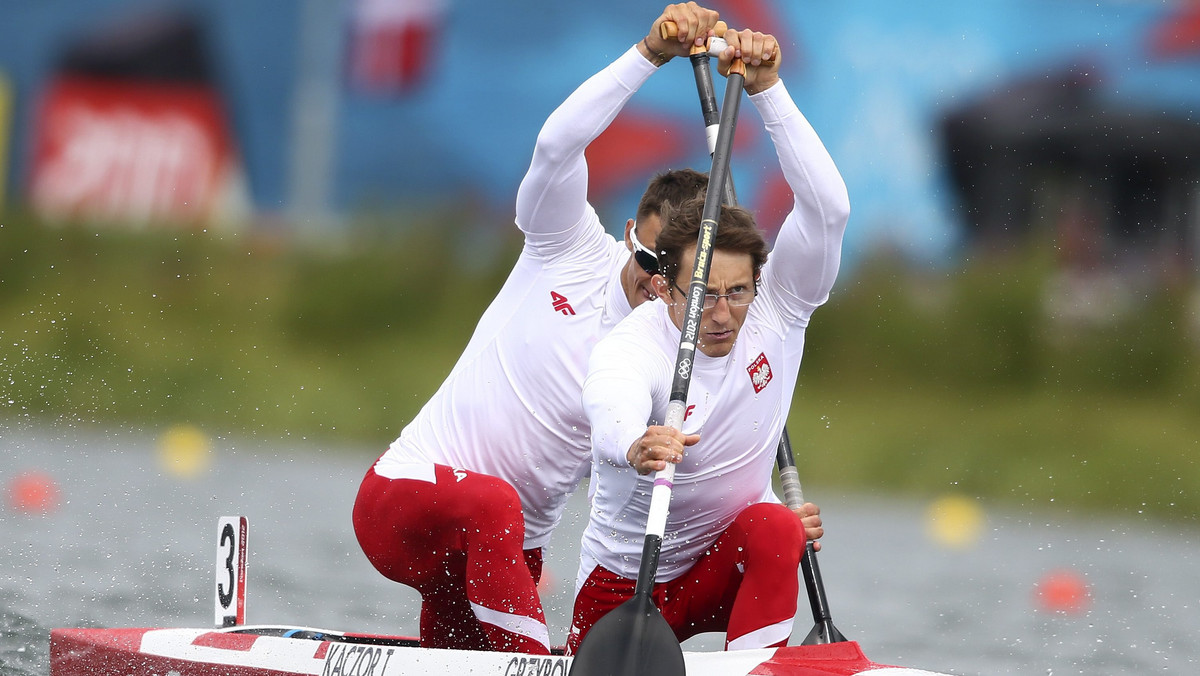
739, 503, 803, 564
462, 475, 526, 545
467, 473, 522, 515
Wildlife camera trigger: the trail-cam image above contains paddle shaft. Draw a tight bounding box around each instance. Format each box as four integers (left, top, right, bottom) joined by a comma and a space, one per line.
640, 62, 744, 568
684, 44, 848, 646
778, 430, 847, 645
689, 50, 737, 206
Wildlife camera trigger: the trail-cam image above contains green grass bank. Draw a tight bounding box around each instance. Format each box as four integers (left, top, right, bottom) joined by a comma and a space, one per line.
2, 213, 1197, 524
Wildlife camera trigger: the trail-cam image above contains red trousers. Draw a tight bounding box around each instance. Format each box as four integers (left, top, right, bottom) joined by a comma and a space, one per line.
566, 502, 803, 654
352, 462, 550, 654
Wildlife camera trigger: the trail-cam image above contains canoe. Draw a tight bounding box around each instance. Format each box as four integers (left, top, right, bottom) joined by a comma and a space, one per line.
49, 516, 959, 676
49, 624, 956, 676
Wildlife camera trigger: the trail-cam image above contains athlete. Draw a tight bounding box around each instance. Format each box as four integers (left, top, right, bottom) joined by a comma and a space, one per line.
567, 26, 850, 654
353, 3, 724, 654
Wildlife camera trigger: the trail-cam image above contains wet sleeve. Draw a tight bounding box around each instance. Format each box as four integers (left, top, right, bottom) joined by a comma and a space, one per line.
581, 327, 666, 469
750, 81, 851, 327
514, 46, 657, 259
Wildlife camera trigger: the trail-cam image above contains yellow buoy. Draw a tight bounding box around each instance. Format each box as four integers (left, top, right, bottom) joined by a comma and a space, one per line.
158, 424, 212, 478
925, 493, 985, 549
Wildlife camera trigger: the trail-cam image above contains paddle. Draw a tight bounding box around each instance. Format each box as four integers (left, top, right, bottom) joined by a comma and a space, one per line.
678, 25, 848, 646
777, 430, 847, 644
677, 20, 738, 206
567, 54, 747, 676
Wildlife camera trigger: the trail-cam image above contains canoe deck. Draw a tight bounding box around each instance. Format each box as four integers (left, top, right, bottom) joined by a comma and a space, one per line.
50, 624, 956, 676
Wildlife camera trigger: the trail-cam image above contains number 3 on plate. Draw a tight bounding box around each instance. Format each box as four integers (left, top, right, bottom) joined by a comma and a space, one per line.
215, 516, 248, 628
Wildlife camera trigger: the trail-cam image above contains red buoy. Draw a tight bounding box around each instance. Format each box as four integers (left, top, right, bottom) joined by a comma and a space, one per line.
7, 471, 61, 514
1035, 568, 1090, 614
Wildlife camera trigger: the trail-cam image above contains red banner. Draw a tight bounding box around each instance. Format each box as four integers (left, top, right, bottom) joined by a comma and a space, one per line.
28, 76, 244, 227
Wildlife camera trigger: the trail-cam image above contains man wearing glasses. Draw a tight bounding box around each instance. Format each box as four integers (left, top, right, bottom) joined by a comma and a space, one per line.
567, 25, 849, 654
353, 3, 723, 656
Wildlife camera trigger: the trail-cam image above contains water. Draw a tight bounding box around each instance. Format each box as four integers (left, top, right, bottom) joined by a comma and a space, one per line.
3, 424, 1199, 675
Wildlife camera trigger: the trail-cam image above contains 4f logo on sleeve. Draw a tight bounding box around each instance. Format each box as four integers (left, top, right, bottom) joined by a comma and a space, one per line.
551, 291, 575, 316
747, 353, 772, 393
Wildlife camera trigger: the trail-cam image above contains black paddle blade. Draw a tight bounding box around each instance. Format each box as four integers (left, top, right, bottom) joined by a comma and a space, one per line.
801, 619, 848, 646
568, 594, 685, 676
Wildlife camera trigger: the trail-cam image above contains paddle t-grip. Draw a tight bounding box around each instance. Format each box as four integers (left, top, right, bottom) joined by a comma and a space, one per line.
659, 20, 777, 64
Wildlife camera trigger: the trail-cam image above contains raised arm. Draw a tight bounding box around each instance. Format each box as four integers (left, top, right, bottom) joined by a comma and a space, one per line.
720, 29, 851, 321
514, 3, 721, 255
513, 48, 656, 254
755, 81, 850, 318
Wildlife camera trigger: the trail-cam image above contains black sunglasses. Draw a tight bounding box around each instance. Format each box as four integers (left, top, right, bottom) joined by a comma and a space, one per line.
630, 221, 659, 275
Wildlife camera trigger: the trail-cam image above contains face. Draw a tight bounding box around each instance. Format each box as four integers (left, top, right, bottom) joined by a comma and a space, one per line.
622, 214, 663, 308
654, 245, 755, 358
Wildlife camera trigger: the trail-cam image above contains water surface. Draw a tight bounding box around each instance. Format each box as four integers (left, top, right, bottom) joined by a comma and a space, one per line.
3, 425, 1197, 675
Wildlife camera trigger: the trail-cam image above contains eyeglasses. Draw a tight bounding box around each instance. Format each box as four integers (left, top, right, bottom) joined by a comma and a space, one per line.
671, 282, 757, 309
629, 221, 659, 275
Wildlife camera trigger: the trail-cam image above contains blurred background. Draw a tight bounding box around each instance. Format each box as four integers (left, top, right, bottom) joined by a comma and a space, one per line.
2, 1, 1200, 672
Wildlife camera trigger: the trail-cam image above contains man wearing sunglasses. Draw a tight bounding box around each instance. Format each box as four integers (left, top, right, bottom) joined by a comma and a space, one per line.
353, 2, 724, 655
568, 25, 849, 655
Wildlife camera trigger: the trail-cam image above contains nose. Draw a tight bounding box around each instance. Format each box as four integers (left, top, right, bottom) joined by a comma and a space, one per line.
706, 295, 732, 322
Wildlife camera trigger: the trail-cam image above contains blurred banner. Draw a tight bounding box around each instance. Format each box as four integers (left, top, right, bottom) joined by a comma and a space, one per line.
1, 0, 1198, 264
25, 10, 247, 229
29, 77, 244, 227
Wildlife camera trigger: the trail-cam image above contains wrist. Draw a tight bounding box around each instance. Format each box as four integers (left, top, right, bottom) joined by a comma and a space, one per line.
640, 37, 670, 67
745, 77, 780, 96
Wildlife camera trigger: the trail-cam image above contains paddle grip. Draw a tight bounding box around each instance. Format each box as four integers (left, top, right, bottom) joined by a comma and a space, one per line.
779, 466, 805, 510
659, 20, 777, 64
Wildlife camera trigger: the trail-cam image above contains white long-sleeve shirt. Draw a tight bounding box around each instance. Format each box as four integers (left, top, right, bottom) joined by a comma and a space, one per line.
376, 46, 660, 549
578, 80, 850, 586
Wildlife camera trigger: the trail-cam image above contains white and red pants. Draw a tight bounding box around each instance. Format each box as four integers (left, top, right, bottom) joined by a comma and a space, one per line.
566, 502, 803, 654
353, 462, 550, 654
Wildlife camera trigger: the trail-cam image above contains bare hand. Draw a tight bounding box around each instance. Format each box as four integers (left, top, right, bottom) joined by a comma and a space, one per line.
626, 425, 701, 475
644, 2, 722, 63
717, 28, 781, 95
792, 502, 823, 552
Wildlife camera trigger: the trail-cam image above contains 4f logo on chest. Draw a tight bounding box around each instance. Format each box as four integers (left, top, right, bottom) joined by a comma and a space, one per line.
550, 291, 575, 316
747, 353, 773, 393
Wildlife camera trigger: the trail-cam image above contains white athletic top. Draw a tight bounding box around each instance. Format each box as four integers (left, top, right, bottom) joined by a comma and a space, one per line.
577, 81, 850, 585
376, 46, 660, 549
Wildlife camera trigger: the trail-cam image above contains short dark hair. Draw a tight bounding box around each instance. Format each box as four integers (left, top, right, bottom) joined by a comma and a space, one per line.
635, 169, 709, 223
655, 194, 768, 286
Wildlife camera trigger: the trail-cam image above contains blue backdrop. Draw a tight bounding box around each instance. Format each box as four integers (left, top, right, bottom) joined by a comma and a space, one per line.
2, 0, 1198, 271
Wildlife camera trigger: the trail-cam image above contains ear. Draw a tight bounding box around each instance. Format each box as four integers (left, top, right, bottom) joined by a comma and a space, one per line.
652, 274, 672, 303
623, 218, 636, 251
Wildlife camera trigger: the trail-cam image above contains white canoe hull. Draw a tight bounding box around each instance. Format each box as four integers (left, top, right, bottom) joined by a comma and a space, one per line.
50, 624, 958, 676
